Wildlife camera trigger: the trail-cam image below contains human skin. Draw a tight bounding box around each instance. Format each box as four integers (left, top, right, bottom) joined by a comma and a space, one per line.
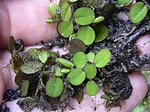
0, 0, 150, 112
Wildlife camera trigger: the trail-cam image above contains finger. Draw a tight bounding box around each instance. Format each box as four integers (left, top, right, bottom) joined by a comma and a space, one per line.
136, 34, 150, 56
0, 0, 58, 49
117, 72, 148, 112
0, 68, 5, 103
0, 51, 18, 90
0, 0, 10, 49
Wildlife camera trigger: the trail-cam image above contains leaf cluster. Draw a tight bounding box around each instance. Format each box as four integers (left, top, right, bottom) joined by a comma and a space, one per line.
9, 35, 111, 110
56, 48, 111, 96
46, 0, 108, 46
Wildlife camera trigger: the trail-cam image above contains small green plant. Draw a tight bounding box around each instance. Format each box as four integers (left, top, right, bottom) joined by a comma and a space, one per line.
54, 48, 111, 96
129, 2, 148, 24
46, 1, 106, 46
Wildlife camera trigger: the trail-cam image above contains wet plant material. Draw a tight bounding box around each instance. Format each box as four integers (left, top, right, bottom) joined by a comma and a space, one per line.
5, 0, 150, 112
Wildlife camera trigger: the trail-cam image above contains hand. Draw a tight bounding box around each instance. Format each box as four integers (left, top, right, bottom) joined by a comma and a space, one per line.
0, 0, 150, 112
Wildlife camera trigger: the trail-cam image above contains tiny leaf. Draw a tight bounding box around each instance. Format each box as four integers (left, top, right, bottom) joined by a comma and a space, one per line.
61, 69, 70, 74
74, 7, 95, 25
68, 69, 86, 86
46, 77, 64, 97
77, 26, 95, 45
129, 2, 148, 23
20, 61, 43, 74
38, 51, 49, 63
86, 52, 95, 62
48, 3, 60, 16
55, 67, 64, 77
21, 80, 29, 97
86, 80, 99, 96
58, 21, 73, 38
101, 95, 111, 101
56, 58, 74, 68
69, 0, 78, 2
94, 48, 111, 68
72, 52, 87, 68
73, 89, 83, 104
93, 16, 105, 23
117, 0, 132, 6
45, 18, 56, 23
84, 64, 97, 79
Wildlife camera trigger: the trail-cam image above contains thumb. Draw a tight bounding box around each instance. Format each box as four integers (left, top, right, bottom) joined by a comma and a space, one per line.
0, 0, 58, 49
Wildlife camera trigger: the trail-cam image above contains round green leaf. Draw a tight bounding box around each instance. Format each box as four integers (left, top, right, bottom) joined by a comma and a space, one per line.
21, 80, 29, 97
86, 52, 95, 62
56, 58, 74, 68
45, 18, 56, 23
84, 64, 97, 79
129, 2, 148, 24
86, 81, 99, 96
117, 0, 132, 6
46, 77, 64, 97
68, 69, 86, 86
93, 24, 109, 42
77, 26, 95, 45
74, 7, 95, 25
94, 48, 111, 68
93, 16, 105, 23
72, 52, 87, 68
38, 51, 49, 63
48, 3, 60, 16
20, 61, 43, 74
58, 21, 73, 38
60, 2, 72, 21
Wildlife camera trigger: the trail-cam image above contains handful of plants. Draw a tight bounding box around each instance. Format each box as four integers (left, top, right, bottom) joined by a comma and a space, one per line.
3, 0, 150, 112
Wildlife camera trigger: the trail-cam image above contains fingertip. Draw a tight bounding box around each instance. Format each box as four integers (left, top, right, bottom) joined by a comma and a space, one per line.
119, 72, 148, 112
136, 35, 150, 56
